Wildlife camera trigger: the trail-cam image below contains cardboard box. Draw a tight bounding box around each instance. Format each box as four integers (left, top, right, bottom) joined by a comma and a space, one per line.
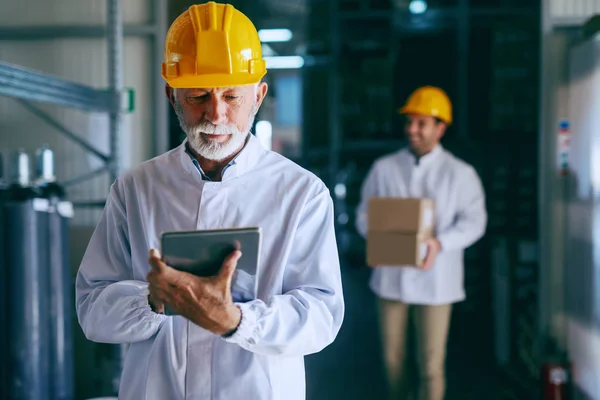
368, 197, 435, 235
367, 197, 435, 267
367, 231, 429, 267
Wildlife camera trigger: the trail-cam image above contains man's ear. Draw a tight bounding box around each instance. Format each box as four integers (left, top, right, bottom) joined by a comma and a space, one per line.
165, 84, 176, 108
436, 122, 447, 140
255, 82, 268, 110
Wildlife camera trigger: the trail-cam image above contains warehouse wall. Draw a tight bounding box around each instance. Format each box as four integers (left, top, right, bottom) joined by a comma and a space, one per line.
0, 0, 155, 227
549, 0, 600, 20
539, 27, 571, 352
540, 0, 600, 398
564, 34, 600, 399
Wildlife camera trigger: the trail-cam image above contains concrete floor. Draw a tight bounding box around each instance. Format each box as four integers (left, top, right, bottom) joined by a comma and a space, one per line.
304, 265, 514, 400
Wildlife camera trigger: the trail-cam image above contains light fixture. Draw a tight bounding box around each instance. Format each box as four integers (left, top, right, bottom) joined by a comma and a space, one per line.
408, 0, 427, 14
261, 43, 277, 57
255, 121, 273, 151
258, 29, 293, 43
264, 56, 304, 69
334, 183, 347, 199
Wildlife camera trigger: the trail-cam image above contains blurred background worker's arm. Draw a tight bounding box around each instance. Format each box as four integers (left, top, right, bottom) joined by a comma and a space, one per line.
436, 166, 487, 252
75, 179, 168, 345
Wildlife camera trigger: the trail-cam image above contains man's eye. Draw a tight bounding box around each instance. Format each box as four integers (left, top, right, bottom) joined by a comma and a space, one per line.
226, 95, 239, 100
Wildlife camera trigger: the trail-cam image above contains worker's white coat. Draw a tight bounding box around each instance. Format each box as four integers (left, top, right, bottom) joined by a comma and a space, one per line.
75, 135, 345, 400
355, 145, 487, 305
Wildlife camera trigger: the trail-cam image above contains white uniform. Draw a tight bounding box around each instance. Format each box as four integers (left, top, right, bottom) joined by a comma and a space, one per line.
75, 135, 345, 400
355, 145, 487, 305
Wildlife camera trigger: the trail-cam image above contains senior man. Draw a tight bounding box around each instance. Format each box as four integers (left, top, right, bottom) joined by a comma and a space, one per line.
75, 2, 345, 399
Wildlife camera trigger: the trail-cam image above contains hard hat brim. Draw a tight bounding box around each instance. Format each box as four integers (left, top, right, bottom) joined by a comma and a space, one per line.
163, 71, 267, 89
398, 106, 452, 125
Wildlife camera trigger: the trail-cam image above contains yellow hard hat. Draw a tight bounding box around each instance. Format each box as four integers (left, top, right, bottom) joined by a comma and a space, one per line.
161, 2, 267, 88
399, 86, 453, 124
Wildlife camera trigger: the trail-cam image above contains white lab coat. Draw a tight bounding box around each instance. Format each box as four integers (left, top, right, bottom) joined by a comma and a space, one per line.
355, 145, 487, 305
75, 135, 345, 400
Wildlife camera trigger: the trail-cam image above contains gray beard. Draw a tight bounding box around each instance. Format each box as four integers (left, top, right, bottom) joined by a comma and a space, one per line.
175, 101, 257, 161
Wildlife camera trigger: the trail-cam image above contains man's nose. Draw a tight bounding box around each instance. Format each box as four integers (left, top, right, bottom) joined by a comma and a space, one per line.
203, 98, 227, 125
405, 122, 418, 135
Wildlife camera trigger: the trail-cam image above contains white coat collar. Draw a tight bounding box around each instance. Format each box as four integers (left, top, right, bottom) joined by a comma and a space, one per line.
402, 144, 443, 166
177, 134, 267, 183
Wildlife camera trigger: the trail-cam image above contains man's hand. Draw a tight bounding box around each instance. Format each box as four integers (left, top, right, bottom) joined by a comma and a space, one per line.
420, 238, 442, 270
148, 290, 165, 314
146, 248, 242, 335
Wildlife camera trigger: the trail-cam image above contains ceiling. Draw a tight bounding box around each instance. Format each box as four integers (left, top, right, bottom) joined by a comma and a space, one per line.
168, 0, 312, 57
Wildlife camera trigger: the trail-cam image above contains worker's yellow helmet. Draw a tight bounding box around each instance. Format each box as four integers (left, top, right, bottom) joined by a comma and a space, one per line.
398, 86, 453, 124
161, 2, 267, 88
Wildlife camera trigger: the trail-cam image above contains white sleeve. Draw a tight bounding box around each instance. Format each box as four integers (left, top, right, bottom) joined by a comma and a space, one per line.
75, 180, 167, 344
223, 188, 345, 357
437, 167, 487, 251
354, 164, 380, 238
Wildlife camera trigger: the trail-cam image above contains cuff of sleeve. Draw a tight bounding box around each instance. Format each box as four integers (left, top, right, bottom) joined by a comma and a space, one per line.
83, 280, 168, 343
138, 285, 169, 324
222, 302, 260, 346
119, 283, 169, 334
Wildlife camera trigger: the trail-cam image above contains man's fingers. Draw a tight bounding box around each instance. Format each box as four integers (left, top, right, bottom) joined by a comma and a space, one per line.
224, 249, 242, 267
420, 240, 438, 270
150, 282, 173, 302
218, 249, 242, 284
149, 248, 166, 272
421, 258, 434, 270
147, 270, 156, 282
148, 248, 181, 283
150, 248, 162, 260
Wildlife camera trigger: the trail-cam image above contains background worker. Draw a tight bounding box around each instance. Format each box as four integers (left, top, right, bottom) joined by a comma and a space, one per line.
75, 2, 344, 399
355, 85, 487, 400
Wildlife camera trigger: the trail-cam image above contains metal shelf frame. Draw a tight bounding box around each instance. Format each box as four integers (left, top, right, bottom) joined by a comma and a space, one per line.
0, 0, 169, 209
0, 24, 158, 40
0, 62, 116, 112
0, 2, 169, 397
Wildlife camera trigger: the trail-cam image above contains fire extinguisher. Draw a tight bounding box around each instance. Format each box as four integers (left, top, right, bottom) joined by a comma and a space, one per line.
541, 362, 570, 400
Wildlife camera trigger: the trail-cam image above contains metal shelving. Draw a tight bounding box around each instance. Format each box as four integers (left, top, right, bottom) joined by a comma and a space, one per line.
0, 1, 131, 397
0, 3, 170, 398
0, 0, 126, 201
0, 24, 158, 40
0, 0, 170, 209
0, 62, 117, 112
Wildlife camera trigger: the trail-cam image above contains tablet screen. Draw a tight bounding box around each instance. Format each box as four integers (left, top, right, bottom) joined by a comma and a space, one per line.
159, 227, 262, 313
